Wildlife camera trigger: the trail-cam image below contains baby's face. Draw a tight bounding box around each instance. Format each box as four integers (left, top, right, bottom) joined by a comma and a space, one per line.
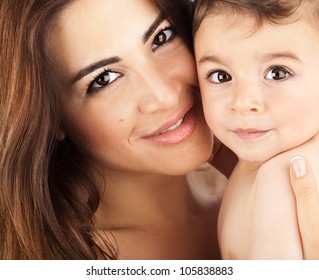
195, 12, 319, 164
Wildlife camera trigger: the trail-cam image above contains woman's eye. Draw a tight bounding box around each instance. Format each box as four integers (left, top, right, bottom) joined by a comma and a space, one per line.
208, 70, 232, 84
152, 26, 176, 51
265, 66, 291, 81
88, 71, 122, 93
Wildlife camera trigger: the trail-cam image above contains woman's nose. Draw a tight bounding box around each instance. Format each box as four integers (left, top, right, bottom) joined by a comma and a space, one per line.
136, 63, 181, 114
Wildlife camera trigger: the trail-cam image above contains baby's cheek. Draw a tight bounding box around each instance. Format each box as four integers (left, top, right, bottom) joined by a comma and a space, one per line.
202, 101, 220, 130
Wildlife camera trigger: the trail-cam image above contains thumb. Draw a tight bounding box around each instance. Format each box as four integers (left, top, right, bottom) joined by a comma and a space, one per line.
290, 156, 319, 259
290, 156, 317, 200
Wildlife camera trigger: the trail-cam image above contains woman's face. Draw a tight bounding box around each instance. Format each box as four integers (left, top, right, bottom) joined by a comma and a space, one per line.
48, 0, 212, 175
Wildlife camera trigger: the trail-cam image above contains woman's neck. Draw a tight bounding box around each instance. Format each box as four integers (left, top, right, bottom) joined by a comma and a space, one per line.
94, 171, 196, 231
93, 165, 226, 259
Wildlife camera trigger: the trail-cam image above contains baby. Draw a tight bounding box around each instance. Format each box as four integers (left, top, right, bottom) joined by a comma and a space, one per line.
194, 0, 319, 259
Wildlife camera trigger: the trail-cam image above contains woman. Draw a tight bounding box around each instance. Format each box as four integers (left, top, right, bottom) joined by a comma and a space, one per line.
0, 0, 318, 259
0, 0, 227, 260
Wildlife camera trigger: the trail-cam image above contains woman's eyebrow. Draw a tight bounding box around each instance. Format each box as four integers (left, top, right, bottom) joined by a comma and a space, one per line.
71, 56, 121, 85
143, 14, 166, 43
71, 14, 166, 85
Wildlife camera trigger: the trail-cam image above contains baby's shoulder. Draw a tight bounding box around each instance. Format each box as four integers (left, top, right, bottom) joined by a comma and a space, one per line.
255, 139, 319, 195
261, 139, 319, 177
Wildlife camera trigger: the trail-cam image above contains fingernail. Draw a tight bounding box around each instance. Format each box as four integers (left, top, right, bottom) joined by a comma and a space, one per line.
291, 156, 307, 178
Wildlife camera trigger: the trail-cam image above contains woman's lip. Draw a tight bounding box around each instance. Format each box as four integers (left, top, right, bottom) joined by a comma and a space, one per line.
234, 128, 270, 140
158, 118, 184, 135
145, 103, 193, 137
143, 106, 197, 144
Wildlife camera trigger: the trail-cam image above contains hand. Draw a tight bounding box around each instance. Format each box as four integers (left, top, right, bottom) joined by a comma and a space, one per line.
290, 156, 319, 259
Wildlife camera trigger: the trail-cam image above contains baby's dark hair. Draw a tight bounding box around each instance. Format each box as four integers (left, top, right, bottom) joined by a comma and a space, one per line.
193, 0, 319, 33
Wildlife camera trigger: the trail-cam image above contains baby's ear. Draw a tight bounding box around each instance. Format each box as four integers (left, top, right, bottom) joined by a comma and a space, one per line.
57, 129, 66, 141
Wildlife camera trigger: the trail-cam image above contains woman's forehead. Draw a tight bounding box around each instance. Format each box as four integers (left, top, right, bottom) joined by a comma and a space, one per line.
46, 0, 160, 78
54, 0, 157, 28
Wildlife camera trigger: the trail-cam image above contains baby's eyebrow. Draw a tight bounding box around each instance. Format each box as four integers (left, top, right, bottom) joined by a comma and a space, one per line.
198, 54, 223, 65
260, 52, 302, 63
198, 52, 302, 65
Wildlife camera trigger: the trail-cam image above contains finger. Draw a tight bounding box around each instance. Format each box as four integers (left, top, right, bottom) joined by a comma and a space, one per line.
290, 156, 319, 259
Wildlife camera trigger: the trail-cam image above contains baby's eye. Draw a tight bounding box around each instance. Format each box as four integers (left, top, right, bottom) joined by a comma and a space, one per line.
88, 71, 122, 94
208, 70, 232, 84
152, 26, 176, 51
265, 66, 291, 81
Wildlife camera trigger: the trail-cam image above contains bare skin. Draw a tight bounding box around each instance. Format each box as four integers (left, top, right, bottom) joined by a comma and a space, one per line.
97, 166, 226, 259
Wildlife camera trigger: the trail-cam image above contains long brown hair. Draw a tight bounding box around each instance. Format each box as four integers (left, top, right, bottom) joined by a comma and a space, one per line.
0, 0, 193, 259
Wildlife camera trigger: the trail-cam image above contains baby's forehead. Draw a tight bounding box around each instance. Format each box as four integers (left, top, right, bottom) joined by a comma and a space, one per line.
207, 1, 319, 35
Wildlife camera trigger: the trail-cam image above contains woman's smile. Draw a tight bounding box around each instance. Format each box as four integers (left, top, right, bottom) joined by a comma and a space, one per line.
142, 105, 197, 144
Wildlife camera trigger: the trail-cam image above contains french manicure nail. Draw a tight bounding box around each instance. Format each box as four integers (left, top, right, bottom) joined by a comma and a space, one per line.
291, 156, 307, 178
